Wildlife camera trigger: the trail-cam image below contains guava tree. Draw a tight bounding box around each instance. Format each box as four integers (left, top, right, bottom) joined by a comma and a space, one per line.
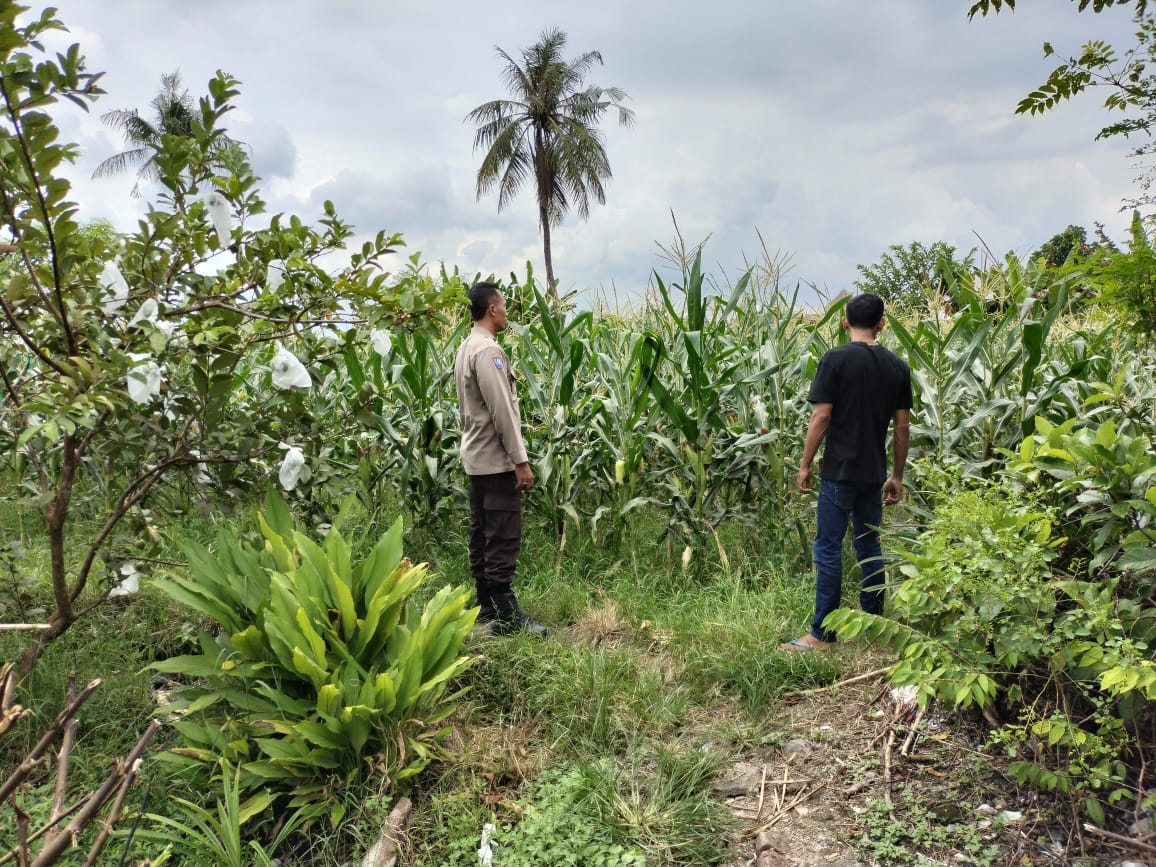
0, 5, 458, 674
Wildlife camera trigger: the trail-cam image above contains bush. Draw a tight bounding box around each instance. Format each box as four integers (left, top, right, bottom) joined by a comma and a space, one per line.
150, 491, 477, 824
826, 469, 1151, 823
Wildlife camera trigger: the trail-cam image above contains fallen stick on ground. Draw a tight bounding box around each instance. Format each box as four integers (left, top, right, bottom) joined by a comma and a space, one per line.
361, 797, 413, 867
741, 783, 825, 839
901, 707, 925, 757
784, 666, 895, 698
883, 729, 896, 807
1083, 823, 1156, 858
754, 764, 768, 823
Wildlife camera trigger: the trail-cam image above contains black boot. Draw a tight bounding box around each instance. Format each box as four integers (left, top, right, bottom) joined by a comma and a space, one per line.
490, 589, 548, 638
475, 579, 498, 626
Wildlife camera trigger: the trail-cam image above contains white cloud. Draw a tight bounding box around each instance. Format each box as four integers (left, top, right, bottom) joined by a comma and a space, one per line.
38, 0, 1143, 307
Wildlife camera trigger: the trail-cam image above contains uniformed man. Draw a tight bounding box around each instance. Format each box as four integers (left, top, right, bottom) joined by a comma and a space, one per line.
453, 281, 547, 637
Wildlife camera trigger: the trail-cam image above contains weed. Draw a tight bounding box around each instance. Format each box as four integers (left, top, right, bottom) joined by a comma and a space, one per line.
412, 763, 651, 867
857, 795, 1001, 867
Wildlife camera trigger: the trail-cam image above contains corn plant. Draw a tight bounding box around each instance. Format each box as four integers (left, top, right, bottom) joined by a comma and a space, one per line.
585, 324, 663, 547
732, 287, 844, 550
637, 252, 779, 557
888, 262, 1074, 473
150, 490, 476, 823
515, 286, 599, 549
377, 323, 466, 534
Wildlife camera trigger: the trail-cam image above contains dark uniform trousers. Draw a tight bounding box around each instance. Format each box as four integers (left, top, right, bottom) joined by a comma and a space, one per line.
468, 471, 522, 589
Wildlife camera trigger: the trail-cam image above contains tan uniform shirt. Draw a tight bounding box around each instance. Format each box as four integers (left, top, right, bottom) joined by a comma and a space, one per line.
454, 326, 529, 476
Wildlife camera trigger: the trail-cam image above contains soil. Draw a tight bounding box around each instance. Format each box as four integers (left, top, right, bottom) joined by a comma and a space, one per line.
708, 650, 1150, 867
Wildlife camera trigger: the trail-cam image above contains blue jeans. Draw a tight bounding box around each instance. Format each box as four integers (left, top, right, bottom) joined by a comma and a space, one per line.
811, 479, 885, 642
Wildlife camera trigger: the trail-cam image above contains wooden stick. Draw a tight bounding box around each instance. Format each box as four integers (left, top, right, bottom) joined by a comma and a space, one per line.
741, 784, 825, 839
0, 703, 31, 739
80, 759, 140, 867
0, 663, 14, 712
883, 729, 896, 806
29, 719, 160, 867
0, 624, 52, 631
1083, 823, 1156, 858
785, 666, 895, 697
0, 678, 102, 804
754, 764, 768, 823
360, 797, 413, 867
900, 707, 925, 757
46, 674, 78, 845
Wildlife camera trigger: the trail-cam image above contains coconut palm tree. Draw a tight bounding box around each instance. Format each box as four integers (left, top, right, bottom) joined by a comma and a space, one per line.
93, 71, 237, 197
467, 28, 635, 300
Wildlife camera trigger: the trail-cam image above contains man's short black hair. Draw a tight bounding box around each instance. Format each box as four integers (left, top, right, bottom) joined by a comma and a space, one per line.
845, 293, 885, 329
468, 281, 502, 321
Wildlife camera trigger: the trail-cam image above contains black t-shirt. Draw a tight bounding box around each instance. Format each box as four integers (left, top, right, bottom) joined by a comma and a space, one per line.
807, 342, 913, 484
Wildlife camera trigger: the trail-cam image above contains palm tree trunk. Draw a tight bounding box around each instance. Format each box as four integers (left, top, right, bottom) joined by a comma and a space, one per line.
541, 208, 557, 305
534, 130, 559, 306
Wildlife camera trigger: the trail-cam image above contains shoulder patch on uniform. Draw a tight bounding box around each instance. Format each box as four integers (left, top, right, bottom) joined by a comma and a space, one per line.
491, 354, 504, 370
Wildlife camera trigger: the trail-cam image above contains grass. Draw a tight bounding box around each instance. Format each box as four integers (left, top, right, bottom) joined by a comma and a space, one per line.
0, 494, 894, 866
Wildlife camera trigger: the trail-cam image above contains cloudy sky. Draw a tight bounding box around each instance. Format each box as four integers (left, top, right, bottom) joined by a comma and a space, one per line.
37, 1, 1142, 306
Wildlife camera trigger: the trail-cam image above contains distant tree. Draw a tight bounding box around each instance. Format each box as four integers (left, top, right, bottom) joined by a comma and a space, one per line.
467, 27, 635, 300
853, 241, 973, 313
968, 0, 1156, 200
1033, 225, 1100, 267
1090, 210, 1156, 332
93, 71, 238, 196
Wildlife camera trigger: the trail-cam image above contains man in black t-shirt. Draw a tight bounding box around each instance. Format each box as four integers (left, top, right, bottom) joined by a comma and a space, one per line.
782, 293, 913, 651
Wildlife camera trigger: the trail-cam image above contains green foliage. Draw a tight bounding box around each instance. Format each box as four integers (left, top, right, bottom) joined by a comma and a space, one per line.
990, 701, 1130, 825
853, 240, 974, 313
0, 580, 189, 778
128, 764, 304, 866
636, 249, 787, 553
589, 747, 732, 866
93, 70, 240, 196
0, 4, 461, 671
887, 263, 1081, 472
370, 312, 467, 533
483, 766, 647, 867
858, 795, 1001, 867
149, 492, 477, 821
513, 283, 598, 544
827, 466, 1151, 820
1010, 413, 1156, 578
1089, 211, 1156, 334
969, 0, 1156, 199
827, 472, 1060, 709
420, 751, 727, 867
1033, 224, 1099, 268
971, 0, 1148, 13
463, 635, 686, 755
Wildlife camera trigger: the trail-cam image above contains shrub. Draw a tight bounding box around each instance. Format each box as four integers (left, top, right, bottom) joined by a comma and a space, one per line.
826, 470, 1151, 822
150, 491, 476, 824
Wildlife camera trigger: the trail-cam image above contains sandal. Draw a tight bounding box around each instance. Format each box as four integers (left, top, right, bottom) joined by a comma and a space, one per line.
779, 636, 834, 652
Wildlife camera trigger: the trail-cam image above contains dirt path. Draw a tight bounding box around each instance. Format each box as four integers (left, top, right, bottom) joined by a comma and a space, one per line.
711, 654, 1038, 867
